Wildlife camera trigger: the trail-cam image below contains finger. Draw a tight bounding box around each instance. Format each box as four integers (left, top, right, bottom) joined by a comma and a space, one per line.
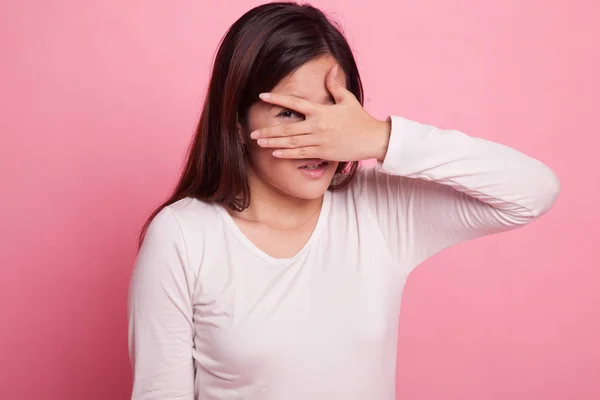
250, 120, 312, 139
272, 147, 319, 159
256, 134, 318, 149
325, 64, 349, 104
259, 92, 317, 115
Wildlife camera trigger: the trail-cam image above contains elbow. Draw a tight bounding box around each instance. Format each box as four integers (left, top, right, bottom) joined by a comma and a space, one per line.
532, 167, 561, 218
503, 166, 560, 226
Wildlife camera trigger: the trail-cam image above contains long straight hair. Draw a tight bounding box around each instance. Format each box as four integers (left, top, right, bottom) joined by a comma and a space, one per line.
139, 2, 365, 246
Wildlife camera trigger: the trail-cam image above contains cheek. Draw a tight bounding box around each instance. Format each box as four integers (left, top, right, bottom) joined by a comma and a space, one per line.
247, 143, 292, 176
247, 140, 272, 164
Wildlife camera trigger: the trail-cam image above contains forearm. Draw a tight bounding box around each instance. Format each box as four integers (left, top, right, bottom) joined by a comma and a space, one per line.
377, 115, 560, 222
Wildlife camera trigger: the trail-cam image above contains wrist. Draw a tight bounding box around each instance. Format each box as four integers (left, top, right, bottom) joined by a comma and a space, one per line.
372, 117, 391, 162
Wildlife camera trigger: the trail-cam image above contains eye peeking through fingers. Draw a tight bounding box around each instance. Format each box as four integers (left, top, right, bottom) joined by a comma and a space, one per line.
276, 109, 305, 120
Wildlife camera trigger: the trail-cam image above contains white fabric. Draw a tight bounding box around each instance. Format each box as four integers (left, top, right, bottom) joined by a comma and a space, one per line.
128, 115, 559, 399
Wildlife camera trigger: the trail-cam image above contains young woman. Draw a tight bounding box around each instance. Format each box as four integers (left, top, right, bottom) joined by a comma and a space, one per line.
128, 2, 560, 399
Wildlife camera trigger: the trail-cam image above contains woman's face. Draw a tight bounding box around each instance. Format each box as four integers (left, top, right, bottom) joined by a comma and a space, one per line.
241, 55, 345, 201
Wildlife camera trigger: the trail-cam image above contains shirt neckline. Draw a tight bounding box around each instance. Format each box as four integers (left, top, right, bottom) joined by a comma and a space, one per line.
215, 190, 331, 264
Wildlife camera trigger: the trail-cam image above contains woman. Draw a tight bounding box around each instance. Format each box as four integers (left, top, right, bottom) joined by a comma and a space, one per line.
128, 2, 560, 399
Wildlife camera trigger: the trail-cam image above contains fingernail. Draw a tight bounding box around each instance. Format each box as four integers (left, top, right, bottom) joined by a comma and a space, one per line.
272, 150, 283, 157
259, 93, 270, 100
333, 65, 338, 78
257, 138, 267, 146
250, 130, 260, 139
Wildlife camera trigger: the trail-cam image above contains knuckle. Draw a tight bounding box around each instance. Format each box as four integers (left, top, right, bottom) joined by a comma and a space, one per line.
298, 147, 306, 157
289, 136, 297, 146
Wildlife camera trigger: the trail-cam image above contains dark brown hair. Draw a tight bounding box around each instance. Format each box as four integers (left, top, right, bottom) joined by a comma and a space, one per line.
139, 1, 365, 246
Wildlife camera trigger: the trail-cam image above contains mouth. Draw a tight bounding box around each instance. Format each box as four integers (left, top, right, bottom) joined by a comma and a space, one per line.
297, 159, 330, 179
298, 160, 329, 170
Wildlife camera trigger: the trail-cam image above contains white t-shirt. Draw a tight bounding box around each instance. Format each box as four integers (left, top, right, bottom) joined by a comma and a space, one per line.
128, 115, 559, 400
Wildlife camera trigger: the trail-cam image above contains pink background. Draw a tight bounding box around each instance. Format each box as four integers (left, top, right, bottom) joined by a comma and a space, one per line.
2, 0, 599, 399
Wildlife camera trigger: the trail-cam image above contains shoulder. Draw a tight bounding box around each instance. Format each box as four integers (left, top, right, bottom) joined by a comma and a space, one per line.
166, 196, 220, 226
151, 197, 222, 242
140, 197, 223, 277
143, 197, 222, 253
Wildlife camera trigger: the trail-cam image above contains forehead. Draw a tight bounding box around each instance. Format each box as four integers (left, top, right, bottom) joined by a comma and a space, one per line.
271, 55, 347, 104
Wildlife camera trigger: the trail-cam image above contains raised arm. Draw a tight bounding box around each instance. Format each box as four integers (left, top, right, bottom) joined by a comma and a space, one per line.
357, 115, 560, 268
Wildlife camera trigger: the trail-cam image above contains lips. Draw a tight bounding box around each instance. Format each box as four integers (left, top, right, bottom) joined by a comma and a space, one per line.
298, 159, 329, 179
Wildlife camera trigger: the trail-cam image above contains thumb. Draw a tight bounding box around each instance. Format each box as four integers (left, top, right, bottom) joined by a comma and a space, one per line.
326, 65, 348, 104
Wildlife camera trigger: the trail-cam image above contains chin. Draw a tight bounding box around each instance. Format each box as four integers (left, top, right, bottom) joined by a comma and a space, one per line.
286, 182, 331, 200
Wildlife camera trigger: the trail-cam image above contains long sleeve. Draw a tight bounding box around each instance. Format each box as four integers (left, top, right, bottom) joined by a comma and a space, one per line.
128, 207, 196, 400
357, 115, 560, 269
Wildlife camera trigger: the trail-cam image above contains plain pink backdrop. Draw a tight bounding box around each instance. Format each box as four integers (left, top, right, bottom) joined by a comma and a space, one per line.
1, 0, 598, 399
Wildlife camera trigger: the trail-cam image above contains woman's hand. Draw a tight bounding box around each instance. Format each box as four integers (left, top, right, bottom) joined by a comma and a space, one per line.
250, 65, 391, 162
